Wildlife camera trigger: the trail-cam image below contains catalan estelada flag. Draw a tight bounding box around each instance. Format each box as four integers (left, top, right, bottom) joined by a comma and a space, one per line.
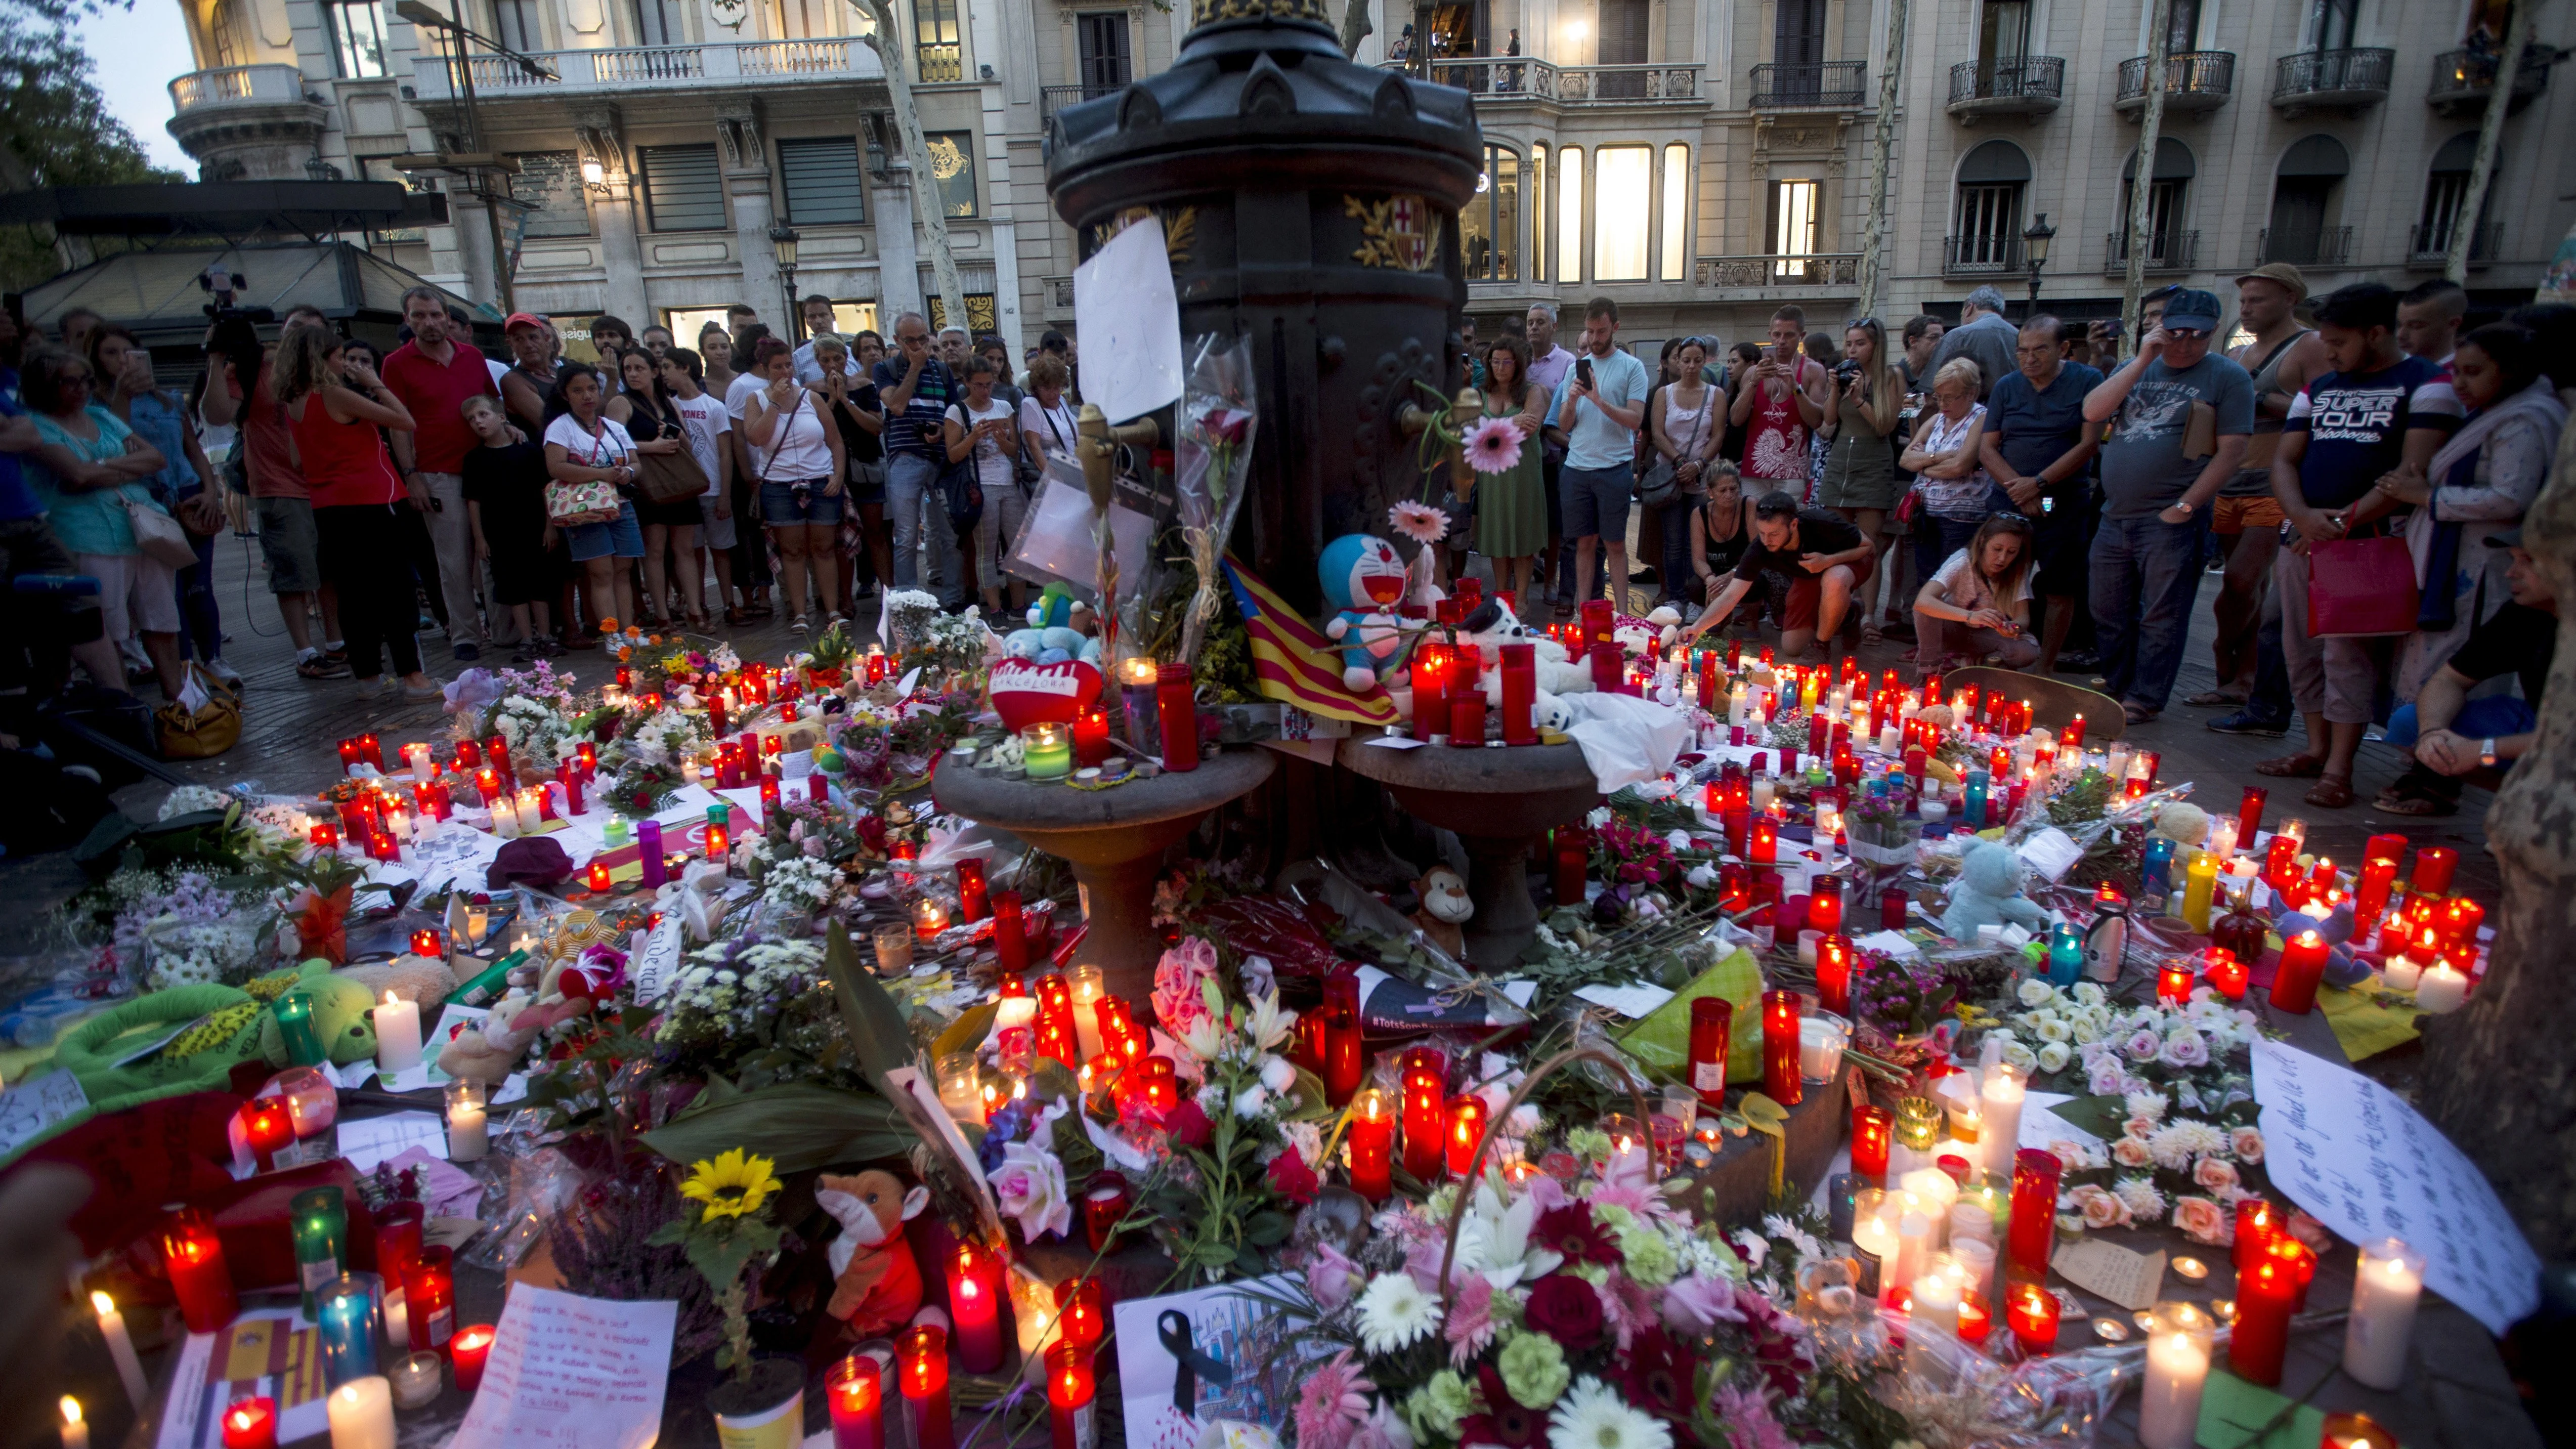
1221, 555, 1401, 728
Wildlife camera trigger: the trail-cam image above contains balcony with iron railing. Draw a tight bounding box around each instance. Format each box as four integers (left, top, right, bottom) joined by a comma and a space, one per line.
1041, 275, 1075, 311
1946, 56, 2065, 121
1041, 83, 1121, 121
914, 41, 961, 82
2427, 44, 2552, 118
1694, 253, 1861, 289
2269, 47, 2393, 115
2409, 220, 2504, 269
1944, 234, 2025, 277
1749, 60, 1867, 109
409, 37, 883, 99
169, 63, 313, 113
2102, 230, 2200, 273
2255, 225, 2353, 268
1378, 57, 1702, 104
2115, 51, 2236, 115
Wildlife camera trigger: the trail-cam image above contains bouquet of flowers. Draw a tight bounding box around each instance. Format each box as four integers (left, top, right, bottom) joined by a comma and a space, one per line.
2047, 1089, 2272, 1249
1984, 979, 2258, 1110
882, 590, 992, 677
649, 935, 865, 1091
1848, 950, 1956, 1040
471, 660, 584, 775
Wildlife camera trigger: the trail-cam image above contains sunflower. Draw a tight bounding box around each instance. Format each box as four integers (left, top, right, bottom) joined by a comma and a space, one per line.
680, 1148, 782, 1220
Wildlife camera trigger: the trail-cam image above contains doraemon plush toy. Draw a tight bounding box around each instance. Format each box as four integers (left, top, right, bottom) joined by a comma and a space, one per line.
1319, 534, 1422, 690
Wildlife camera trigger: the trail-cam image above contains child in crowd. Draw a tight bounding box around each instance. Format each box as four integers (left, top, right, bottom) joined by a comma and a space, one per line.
461, 395, 557, 662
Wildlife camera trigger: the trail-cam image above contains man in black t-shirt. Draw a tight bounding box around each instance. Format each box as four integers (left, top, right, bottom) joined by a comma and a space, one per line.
1682, 490, 1873, 662
2375, 527, 2554, 815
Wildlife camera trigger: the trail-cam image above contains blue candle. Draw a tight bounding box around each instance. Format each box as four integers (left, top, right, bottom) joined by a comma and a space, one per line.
316, 1273, 381, 1386
2047, 923, 2084, 986
2140, 837, 2175, 908
1964, 769, 1990, 830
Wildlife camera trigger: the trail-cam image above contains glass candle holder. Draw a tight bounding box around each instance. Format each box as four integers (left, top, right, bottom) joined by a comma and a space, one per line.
388, 1352, 443, 1410
1761, 990, 1802, 1105
828, 1353, 886, 1449
272, 991, 326, 1068
162, 1207, 238, 1333
1850, 1104, 1893, 1185
935, 1051, 983, 1123
315, 1273, 382, 1387
1348, 1089, 1394, 1202
871, 922, 917, 975
444, 1080, 488, 1163
405, 1245, 455, 1352
896, 1324, 954, 1449
2006, 1281, 2060, 1357
2138, 1302, 2216, 1449
450, 1325, 495, 1393
290, 1187, 348, 1317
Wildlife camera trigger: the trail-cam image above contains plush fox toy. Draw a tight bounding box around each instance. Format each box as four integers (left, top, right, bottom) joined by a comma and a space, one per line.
815, 1169, 931, 1334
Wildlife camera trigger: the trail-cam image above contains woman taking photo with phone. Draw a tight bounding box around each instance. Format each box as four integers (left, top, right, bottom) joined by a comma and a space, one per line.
1912, 512, 2039, 669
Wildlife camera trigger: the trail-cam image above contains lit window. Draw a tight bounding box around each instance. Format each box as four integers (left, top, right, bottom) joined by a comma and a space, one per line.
1593, 146, 1649, 282
1529, 145, 1549, 283
1659, 143, 1689, 280
1460, 144, 1520, 282
1769, 178, 1819, 278
1557, 147, 1583, 285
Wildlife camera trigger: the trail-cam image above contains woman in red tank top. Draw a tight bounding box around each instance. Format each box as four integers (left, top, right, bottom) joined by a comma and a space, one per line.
276, 323, 441, 698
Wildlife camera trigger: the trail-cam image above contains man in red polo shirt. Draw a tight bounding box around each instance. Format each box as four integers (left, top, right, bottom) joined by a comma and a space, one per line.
383, 285, 502, 659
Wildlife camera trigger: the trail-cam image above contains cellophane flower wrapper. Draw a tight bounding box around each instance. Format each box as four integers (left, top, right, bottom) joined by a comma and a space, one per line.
1871, 1327, 2153, 1449
1170, 332, 1259, 664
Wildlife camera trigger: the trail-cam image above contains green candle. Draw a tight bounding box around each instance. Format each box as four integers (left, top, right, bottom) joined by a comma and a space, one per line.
273, 991, 326, 1067
290, 1187, 348, 1316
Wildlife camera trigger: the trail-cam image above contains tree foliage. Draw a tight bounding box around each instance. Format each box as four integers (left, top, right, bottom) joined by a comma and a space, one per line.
0, 13, 181, 291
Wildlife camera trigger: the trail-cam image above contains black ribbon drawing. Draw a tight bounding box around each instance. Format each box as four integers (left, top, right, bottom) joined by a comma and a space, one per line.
1158, 1309, 1234, 1417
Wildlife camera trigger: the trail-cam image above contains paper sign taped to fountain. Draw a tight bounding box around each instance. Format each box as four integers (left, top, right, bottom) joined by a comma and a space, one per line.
1012, 469, 1153, 596
2252, 1038, 2540, 1333
1112, 1275, 1338, 1449
1075, 211, 1184, 424
154, 1308, 330, 1449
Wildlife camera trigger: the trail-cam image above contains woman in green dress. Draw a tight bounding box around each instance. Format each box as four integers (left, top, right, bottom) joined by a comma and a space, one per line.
1471, 334, 1548, 603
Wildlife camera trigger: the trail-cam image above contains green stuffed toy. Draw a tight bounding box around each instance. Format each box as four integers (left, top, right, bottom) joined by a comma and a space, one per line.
51, 960, 379, 1116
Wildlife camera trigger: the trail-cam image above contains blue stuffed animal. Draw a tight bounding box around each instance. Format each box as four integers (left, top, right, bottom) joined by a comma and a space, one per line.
1940, 839, 2055, 942
1317, 534, 1420, 691
1003, 583, 1101, 665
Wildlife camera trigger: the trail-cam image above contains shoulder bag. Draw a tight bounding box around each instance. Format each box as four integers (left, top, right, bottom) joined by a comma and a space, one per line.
125, 495, 199, 569
545, 416, 624, 525
2306, 531, 2421, 637
633, 402, 710, 505
1638, 388, 1708, 508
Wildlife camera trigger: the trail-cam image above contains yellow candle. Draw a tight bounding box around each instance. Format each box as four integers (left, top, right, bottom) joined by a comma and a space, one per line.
2182, 850, 2218, 932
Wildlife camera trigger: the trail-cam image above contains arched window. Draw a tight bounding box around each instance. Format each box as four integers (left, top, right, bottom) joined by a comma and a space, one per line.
2414, 132, 2492, 262
2264, 135, 2350, 266
1950, 139, 2030, 271
2116, 137, 2196, 269
1459, 144, 1521, 282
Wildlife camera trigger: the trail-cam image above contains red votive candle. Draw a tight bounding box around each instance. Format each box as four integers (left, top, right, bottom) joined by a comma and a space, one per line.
1808, 876, 1842, 932
1850, 1104, 1892, 1185
1081, 1176, 1132, 1253
1448, 683, 1486, 747
2228, 1257, 2297, 1386
451, 1324, 495, 1391
2442, 897, 2485, 951
2411, 846, 2457, 897
2272, 929, 2329, 1015
828, 1353, 885, 1449
956, 860, 990, 923
238, 1096, 291, 1170
2157, 957, 2194, 1004
1156, 662, 1198, 772
2207, 952, 2249, 1001
897, 1324, 954, 1449
1687, 996, 1733, 1110
1499, 642, 1536, 744
372, 1201, 424, 1278
943, 1242, 1006, 1373
1956, 1291, 1992, 1345
406, 1245, 456, 1352
1350, 1089, 1395, 1201
1046, 1344, 1097, 1449
162, 1207, 238, 1333
221, 1396, 277, 1449
2234, 1199, 2281, 1272
1070, 706, 1111, 767
1400, 1047, 1446, 1179
2270, 1235, 2318, 1311
2007, 1282, 2060, 1357
1817, 934, 1853, 1015
2238, 785, 2268, 845
1322, 968, 1362, 1104
1750, 816, 1778, 864
2008, 1148, 2061, 1279
1761, 989, 1802, 1105
992, 891, 1028, 973
1446, 1094, 1488, 1176
1053, 1276, 1104, 1350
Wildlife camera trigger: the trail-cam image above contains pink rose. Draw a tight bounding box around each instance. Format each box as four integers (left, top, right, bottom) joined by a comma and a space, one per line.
1150, 936, 1220, 1035
2125, 1029, 2162, 1062
2070, 1184, 2129, 1230
2193, 1157, 2241, 1194
1307, 1242, 1362, 1311
2111, 1137, 2155, 1169
2229, 1126, 2265, 1165
2171, 1195, 2231, 1245
2122, 1117, 2159, 1142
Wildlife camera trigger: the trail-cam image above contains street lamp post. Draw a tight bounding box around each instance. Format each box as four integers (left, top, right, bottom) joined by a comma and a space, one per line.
769, 222, 802, 341
2021, 212, 2057, 321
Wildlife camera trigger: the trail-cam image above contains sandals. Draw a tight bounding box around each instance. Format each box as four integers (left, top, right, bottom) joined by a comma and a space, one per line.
724, 607, 749, 628
2254, 752, 2326, 779
2374, 789, 2457, 817
2303, 773, 2356, 808
789, 615, 811, 633
2123, 702, 2159, 726
2181, 690, 2246, 708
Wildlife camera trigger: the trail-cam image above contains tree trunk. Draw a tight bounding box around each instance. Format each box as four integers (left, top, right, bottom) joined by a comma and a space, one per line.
2120, 0, 2172, 344
2448, 0, 2539, 284
1853, 0, 1907, 318
2418, 418, 2576, 1257
863, 0, 967, 332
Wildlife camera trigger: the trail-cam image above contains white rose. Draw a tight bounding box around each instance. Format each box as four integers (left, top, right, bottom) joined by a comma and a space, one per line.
1260, 1055, 1299, 1093
2036, 1042, 2072, 1074
2071, 983, 2108, 1007
2002, 1040, 2038, 1072
2034, 1018, 2072, 1044
2017, 978, 2056, 1008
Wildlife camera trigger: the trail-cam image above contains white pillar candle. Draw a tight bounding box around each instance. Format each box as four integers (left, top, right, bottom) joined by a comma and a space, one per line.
466, 907, 490, 946
1898, 1167, 1960, 1222
2381, 945, 2424, 991
374, 993, 422, 1073
90, 1293, 146, 1413
2140, 1304, 2216, 1449
1797, 930, 1823, 965
2414, 963, 2469, 1014
489, 796, 519, 838
1878, 723, 1901, 756
445, 1098, 488, 1162
1798, 1017, 1847, 1082
1894, 1207, 1933, 1293
389, 1351, 443, 1409
2343, 1238, 2424, 1388
328, 1376, 396, 1449
1068, 965, 1106, 1060
406, 744, 433, 784
1729, 685, 1749, 726
384, 1287, 409, 1349
1980, 1062, 2027, 1175
2208, 816, 2239, 864
58, 1398, 85, 1449
1949, 1234, 1997, 1306
516, 789, 544, 834
1910, 1270, 1961, 1335
1851, 1208, 1896, 1287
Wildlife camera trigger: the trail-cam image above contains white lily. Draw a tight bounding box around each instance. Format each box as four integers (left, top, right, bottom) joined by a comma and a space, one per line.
1240, 990, 1297, 1054
1454, 1181, 1562, 1291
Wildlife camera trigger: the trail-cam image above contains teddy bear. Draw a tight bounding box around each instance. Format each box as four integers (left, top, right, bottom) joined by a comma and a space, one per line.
1317, 533, 1422, 691
1410, 866, 1473, 959
336, 954, 459, 1014
1454, 596, 1593, 704
1939, 839, 2055, 942
815, 1169, 931, 1334
254, 959, 380, 1068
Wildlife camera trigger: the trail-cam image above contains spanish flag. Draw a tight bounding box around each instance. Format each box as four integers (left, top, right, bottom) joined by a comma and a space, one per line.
1221, 555, 1402, 728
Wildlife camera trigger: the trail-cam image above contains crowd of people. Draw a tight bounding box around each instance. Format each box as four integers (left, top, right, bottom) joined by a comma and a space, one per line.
1459, 274, 2567, 813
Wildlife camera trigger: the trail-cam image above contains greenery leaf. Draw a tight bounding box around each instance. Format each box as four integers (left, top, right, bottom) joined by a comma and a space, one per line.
931, 1001, 998, 1061
820, 921, 921, 1100
640, 1082, 915, 1175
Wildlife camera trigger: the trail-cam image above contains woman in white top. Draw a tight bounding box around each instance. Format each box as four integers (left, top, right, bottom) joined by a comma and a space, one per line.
743, 334, 846, 632
1913, 512, 2039, 669
1019, 352, 1079, 469
947, 355, 1026, 616
1898, 356, 1994, 645
542, 367, 645, 630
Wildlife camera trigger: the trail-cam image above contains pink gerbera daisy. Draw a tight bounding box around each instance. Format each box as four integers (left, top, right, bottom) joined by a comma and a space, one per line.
1462, 414, 1525, 474
1387, 499, 1450, 544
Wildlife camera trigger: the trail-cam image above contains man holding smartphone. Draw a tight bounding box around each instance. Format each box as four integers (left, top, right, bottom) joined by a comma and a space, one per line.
1730, 305, 1832, 495
1542, 297, 1650, 613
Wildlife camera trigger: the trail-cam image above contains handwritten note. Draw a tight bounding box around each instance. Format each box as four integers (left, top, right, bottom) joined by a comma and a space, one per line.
628, 914, 685, 1005
2051, 1238, 2166, 1311
2252, 1038, 2540, 1333
447, 1283, 675, 1449
0, 1068, 88, 1158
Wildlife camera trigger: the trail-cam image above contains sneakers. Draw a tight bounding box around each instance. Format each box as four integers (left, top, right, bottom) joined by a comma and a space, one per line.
451, 640, 481, 662
2206, 707, 2289, 738
295, 648, 351, 679
206, 657, 244, 687
401, 678, 446, 703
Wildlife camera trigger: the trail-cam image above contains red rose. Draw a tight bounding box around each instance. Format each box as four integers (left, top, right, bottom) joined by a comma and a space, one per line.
1164, 1100, 1213, 1150
1265, 1150, 1319, 1205
1524, 1272, 1605, 1349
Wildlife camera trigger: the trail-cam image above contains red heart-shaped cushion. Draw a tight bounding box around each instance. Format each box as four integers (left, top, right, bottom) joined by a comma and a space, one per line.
989, 659, 1103, 731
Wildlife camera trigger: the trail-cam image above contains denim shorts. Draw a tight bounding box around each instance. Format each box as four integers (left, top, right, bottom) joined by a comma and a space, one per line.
761, 478, 846, 525
566, 500, 645, 562
1560, 463, 1635, 541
